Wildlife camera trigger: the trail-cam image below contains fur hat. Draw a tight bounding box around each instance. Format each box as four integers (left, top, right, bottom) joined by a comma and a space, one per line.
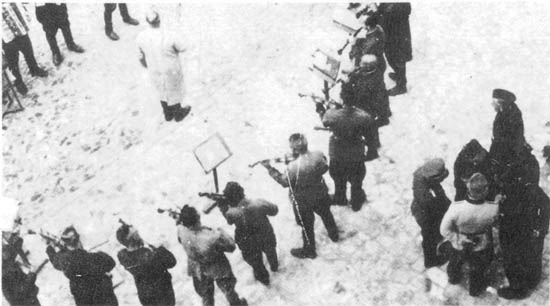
223, 181, 244, 205
61, 226, 80, 246
466, 173, 489, 201
492, 89, 516, 103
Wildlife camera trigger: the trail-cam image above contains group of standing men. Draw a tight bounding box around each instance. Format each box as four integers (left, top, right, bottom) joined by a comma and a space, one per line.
411, 88, 550, 299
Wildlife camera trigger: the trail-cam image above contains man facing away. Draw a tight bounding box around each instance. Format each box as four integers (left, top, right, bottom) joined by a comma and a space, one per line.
261, 133, 339, 259
46, 226, 119, 306
116, 222, 177, 306
217, 181, 279, 286
177, 205, 247, 306
137, 11, 192, 122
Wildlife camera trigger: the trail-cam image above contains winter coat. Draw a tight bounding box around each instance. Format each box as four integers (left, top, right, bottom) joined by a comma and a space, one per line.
222, 198, 278, 251
177, 225, 236, 280
440, 199, 499, 252
322, 105, 378, 162
137, 27, 186, 106
411, 164, 451, 228
267, 150, 330, 203
2, 259, 40, 306
453, 139, 493, 201
46, 247, 118, 306
350, 25, 386, 72
489, 101, 524, 164
377, 3, 412, 63
117, 246, 176, 306
350, 68, 389, 121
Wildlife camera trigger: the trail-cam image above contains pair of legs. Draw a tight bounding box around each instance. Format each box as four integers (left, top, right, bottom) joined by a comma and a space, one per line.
35, 4, 84, 66
160, 101, 191, 122
240, 242, 278, 285
104, 3, 139, 40
447, 247, 493, 296
416, 218, 447, 268
292, 194, 339, 258
386, 53, 407, 96
498, 226, 543, 299
2, 35, 47, 94
329, 160, 366, 210
192, 274, 247, 306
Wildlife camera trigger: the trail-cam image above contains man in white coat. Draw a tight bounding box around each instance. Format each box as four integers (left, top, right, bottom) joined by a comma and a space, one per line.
137, 10, 191, 122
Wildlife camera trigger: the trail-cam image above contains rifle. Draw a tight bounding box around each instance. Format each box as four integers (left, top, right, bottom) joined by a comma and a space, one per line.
33, 259, 49, 275
198, 192, 226, 214
337, 26, 363, 55
298, 93, 342, 109
28, 229, 66, 250
248, 154, 296, 168
157, 208, 181, 222
118, 219, 156, 249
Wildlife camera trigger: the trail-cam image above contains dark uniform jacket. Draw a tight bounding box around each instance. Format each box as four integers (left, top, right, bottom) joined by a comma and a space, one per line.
117, 246, 176, 306
222, 198, 278, 250
46, 247, 118, 306
322, 105, 378, 162
489, 101, 524, 164
453, 139, 493, 201
177, 225, 236, 280
350, 25, 386, 72
411, 167, 451, 227
267, 151, 330, 203
376, 3, 412, 63
350, 68, 389, 121
2, 259, 40, 306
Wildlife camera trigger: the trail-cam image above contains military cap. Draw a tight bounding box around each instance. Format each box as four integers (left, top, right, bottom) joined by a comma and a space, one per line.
492, 89, 516, 103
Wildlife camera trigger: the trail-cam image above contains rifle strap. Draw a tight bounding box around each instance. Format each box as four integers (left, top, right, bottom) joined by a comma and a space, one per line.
287, 158, 311, 246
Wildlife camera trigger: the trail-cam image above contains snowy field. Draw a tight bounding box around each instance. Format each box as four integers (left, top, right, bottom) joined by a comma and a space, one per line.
2, 2, 550, 306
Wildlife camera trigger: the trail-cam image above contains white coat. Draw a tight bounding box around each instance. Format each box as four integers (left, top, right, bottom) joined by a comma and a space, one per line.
137, 27, 186, 106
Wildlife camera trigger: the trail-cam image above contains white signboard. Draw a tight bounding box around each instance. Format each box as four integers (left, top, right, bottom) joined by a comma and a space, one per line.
193, 133, 233, 174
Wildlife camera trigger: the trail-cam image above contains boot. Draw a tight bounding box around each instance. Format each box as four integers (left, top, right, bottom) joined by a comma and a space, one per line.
52, 52, 64, 66
67, 43, 85, 53
14, 79, 28, 95
328, 230, 339, 242
161, 101, 174, 121
105, 29, 119, 41
123, 17, 139, 26
497, 287, 529, 300
30, 67, 48, 78
290, 247, 317, 259
388, 85, 407, 96
174, 105, 192, 122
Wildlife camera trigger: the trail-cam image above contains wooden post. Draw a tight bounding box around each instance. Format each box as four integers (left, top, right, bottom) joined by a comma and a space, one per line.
213, 168, 219, 193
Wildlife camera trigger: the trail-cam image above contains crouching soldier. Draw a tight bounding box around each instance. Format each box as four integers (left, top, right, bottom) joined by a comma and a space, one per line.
177, 206, 247, 306
116, 222, 177, 306
218, 182, 279, 286
440, 173, 499, 296
46, 226, 118, 306
411, 158, 451, 268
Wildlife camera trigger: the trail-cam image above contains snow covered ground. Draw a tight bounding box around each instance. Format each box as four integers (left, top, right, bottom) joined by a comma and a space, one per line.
2, 2, 550, 306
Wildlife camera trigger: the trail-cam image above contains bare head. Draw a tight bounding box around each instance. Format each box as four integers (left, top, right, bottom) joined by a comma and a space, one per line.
289, 133, 308, 156
61, 226, 81, 249
223, 182, 245, 207
146, 10, 160, 28
116, 223, 144, 249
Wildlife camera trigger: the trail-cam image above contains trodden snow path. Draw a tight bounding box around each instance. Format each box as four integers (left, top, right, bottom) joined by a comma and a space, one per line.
2, 3, 550, 306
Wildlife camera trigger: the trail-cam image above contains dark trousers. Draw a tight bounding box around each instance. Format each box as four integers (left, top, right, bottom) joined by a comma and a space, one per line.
447, 247, 493, 296
2, 35, 40, 82
192, 275, 243, 306
416, 218, 446, 268
386, 55, 407, 88
240, 243, 278, 283
329, 160, 366, 208
35, 4, 74, 56
500, 224, 543, 291
104, 3, 131, 32
294, 194, 338, 251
